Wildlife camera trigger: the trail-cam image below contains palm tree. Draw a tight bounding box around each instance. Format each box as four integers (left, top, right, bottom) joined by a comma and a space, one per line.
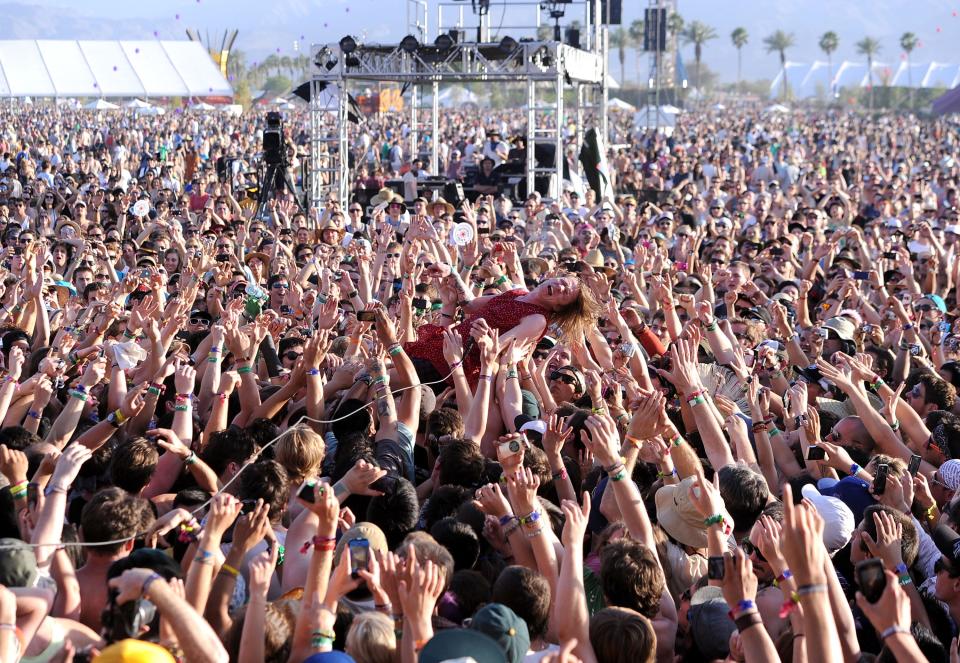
682, 21, 718, 96
628, 19, 644, 87
818, 31, 839, 100
900, 31, 918, 108
609, 27, 627, 88
856, 36, 882, 110
730, 27, 748, 94
666, 12, 684, 38
763, 30, 795, 100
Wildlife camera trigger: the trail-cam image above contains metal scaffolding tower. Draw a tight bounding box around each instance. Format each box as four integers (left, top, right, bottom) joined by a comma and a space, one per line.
307, 38, 605, 208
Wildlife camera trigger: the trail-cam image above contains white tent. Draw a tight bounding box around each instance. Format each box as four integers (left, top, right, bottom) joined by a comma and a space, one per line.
608, 97, 636, 111
190, 101, 216, 111
634, 106, 677, 135
0, 40, 231, 98
661, 104, 681, 114
137, 106, 166, 116
125, 98, 152, 109
764, 103, 791, 113
84, 98, 119, 110
266, 97, 296, 110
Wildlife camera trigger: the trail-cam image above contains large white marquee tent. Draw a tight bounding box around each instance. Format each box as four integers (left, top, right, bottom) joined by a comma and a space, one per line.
0, 40, 232, 99
769, 60, 960, 99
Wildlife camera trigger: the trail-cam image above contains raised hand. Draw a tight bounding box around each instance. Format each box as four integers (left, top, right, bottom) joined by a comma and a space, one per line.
581, 414, 621, 469
560, 492, 591, 549
48, 444, 92, 492
472, 482, 513, 520
780, 484, 827, 585
0, 444, 28, 485
542, 414, 573, 461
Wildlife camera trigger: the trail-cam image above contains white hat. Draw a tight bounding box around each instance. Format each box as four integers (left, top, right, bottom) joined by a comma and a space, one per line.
801, 483, 854, 556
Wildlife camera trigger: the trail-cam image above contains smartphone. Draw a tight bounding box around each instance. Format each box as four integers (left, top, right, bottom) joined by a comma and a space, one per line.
873, 463, 889, 495
240, 499, 258, 515
862, 324, 874, 333
297, 480, 317, 504
807, 446, 826, 461
215, 253, 230, 262
770, 247, 784, 257
27, 483, 38, 510
908, 454, 922, 476
883, 251, 898, 260
855, 558, 887, 604
349, 537, 370, 577
852, 271, 869, 280
498, 438, 522, 461
357, 310, 377, 322
568, 262, 584, 273
707, 556, 725, 580
411, 297, 428, 310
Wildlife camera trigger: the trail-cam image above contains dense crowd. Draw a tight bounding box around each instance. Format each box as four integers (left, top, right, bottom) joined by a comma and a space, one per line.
0, 102, 957, 663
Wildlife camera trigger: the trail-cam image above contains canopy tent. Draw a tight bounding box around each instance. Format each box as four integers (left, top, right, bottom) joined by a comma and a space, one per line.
769, 60, 960, 99
764, 103, 791, 113
190, 101, 216, 110
84, 99, 119, 110
607, 97, 636, 111
933, 86, 960, 115
124, 98, 152, 108
633, 106, 678, 135
0, 40, 231, 98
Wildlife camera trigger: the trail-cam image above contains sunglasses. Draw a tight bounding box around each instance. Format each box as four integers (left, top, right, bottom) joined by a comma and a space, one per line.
549, 370, 578, 386
190, 318, 210, 327
387, 253, 401, 258
271, 283, 289, 290
740, 538, 766, 562
349, 207, 363, 213
284, 351, 302, 361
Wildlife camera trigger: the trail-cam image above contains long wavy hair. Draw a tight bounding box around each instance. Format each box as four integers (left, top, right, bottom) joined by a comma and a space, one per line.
551, 279, 603, 340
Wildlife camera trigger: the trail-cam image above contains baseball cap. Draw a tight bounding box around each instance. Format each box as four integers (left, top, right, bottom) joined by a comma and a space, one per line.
801, 483, 855, 555
822, 316, 856, 341
933, 524, 960, 567
688, 586, 735, 660
303, 653, 357, 663
817, 476, 876, 523
923, 293, 948, 312
469, 603, 530, 663
0, 538, 38, 587
937, 459, 960, 491
419, 629, 508, 663
334, 522, 388, 564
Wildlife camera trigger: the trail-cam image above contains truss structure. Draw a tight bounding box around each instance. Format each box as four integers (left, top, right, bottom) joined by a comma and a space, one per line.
308, 39, 606, 208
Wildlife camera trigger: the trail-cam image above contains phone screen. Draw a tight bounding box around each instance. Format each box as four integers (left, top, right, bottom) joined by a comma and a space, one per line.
349, 538, 370, 576
855, 559, 887, 603
874, 463, 889, 495
707, 556, 725, 580
908, 454, 921, 476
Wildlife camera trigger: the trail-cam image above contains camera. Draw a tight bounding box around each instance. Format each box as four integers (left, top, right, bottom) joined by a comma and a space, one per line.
263, 112, 287, 167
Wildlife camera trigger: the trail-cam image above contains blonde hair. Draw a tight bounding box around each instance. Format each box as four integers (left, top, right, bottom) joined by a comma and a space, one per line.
345, 612, 396, 663
552, 279, 603, 340
274, 423, 325, 485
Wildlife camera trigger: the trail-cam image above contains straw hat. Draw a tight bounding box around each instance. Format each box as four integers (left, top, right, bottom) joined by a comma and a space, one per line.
370, 187, 396, 206
430, 197, 456, 216
584, 249, 616, 278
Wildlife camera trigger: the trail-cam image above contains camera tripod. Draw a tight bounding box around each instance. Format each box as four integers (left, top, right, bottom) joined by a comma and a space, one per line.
253, 159, 307, 221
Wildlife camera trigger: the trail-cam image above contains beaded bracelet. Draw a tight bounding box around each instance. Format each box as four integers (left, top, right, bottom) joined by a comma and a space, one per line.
751, 422, 767, 434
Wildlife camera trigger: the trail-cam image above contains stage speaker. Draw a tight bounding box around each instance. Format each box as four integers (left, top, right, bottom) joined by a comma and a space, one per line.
444, 181, 465, 207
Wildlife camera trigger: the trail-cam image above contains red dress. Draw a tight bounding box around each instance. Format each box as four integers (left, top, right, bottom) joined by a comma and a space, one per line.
404, 290, 550, 388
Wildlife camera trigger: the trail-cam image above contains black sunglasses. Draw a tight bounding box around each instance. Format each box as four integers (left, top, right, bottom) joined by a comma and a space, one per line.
740, 538, 766, 562
284, 351, 302, 361
549, 370, 578, 386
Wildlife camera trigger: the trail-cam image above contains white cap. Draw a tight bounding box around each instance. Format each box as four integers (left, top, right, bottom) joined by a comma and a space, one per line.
801, 483, 854, 556
519, 420, 547, 436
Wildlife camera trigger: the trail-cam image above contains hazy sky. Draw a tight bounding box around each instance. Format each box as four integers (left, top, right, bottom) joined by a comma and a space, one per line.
4, 0, 959, 83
